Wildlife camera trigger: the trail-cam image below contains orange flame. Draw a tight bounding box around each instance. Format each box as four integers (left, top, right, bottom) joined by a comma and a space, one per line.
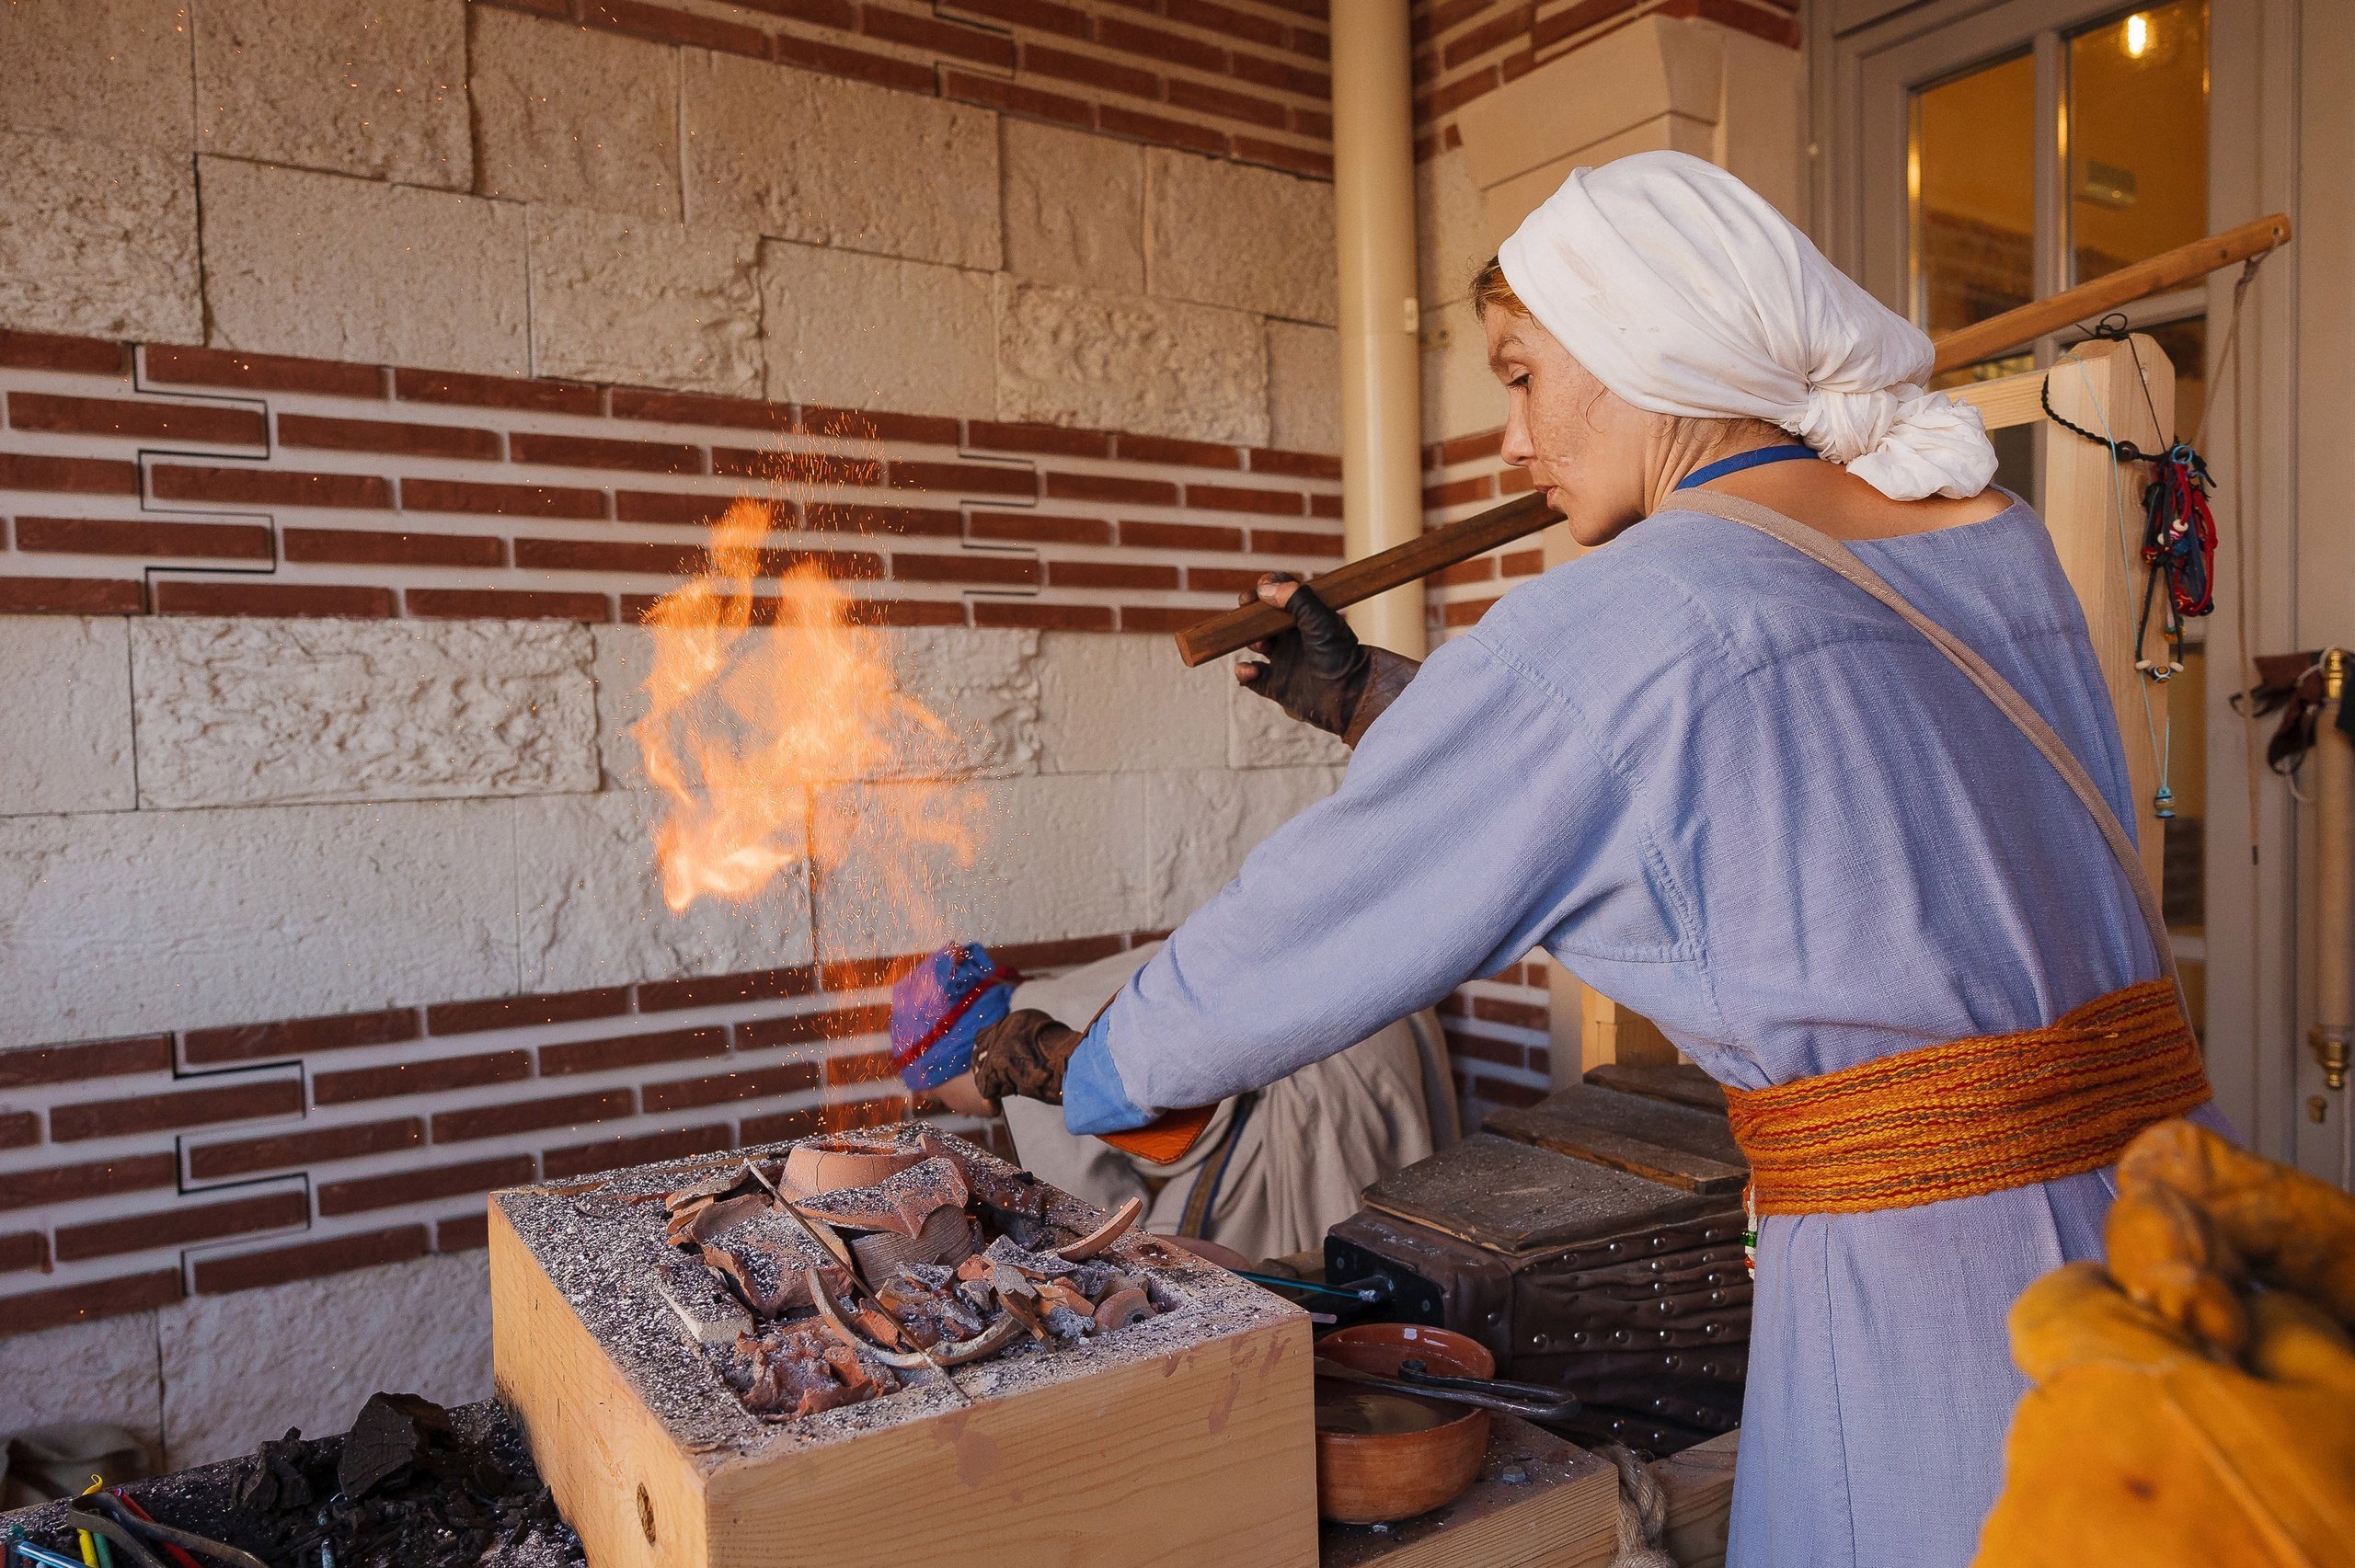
635, 498, 978, 923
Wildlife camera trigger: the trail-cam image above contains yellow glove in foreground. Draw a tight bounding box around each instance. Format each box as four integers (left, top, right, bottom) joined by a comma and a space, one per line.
1973, 1119, 2355, 1568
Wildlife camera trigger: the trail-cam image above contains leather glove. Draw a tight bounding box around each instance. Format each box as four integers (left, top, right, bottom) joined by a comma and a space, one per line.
1235, 573, 1419, 746
1971, 1120, 2355, 1568
971, 1009, 1086, 1105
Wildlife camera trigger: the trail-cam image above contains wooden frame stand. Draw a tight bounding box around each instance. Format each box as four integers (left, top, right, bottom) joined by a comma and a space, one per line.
489, 1133, 1317, 1568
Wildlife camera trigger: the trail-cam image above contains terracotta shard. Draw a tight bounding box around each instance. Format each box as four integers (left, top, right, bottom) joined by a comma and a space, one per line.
1055, 1196, 1144, 1262
681, 1191, 774, 1244
849, 1205, 977, 1283
806, 1267, 933, 1370
797, 1155, 971, 1239
783, 1136, 926, 1197
1092, 1288, 1155, 1332
1035, 1279, 1094, 1318
666, 1162, 759, 1212
926, 1313, 1027, 1366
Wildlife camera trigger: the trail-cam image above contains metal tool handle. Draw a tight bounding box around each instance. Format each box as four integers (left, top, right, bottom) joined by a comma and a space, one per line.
1314, 1356, 1580, 1422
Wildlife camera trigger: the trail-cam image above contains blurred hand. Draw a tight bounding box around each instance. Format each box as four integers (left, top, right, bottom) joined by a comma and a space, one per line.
1971, 1120, 2355, 1568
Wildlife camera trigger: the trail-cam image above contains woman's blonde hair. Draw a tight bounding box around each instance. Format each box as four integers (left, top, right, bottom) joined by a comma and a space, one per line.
1470, 255, 1526, 320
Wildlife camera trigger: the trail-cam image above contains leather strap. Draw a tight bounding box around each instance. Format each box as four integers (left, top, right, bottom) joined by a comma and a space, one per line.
1671, 489, 2179, 992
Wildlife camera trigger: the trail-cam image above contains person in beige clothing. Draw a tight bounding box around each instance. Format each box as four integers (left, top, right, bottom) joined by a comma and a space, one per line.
996, 942, 1453, 1263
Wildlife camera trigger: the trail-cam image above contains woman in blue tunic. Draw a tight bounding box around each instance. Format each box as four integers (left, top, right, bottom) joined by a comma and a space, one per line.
914, 152, 2214, 1566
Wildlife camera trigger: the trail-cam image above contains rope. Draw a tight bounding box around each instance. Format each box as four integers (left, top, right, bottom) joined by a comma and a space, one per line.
1598, 1443, 1678, 1568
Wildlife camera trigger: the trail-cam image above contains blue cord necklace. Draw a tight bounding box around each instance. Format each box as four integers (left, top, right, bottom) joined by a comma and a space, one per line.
1674, 442, 1819, 491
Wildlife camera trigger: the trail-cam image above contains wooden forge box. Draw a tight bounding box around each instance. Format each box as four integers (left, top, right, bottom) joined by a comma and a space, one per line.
489, 1125, 1316, 1567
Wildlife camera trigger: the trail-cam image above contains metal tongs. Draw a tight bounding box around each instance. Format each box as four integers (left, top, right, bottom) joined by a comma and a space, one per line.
1313, 1356, 1581, 1422
53, 1492, 272, 1568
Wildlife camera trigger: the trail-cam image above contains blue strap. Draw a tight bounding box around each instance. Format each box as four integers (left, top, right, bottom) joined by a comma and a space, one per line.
1674, 443, 1819, 491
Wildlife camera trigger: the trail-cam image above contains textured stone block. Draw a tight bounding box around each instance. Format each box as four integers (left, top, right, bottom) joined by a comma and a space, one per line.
686, 52, 998, 269
1145, 764, 1341, 927
1419, 144, 1495, 306
1227, 668, 1348, 768
0, 0, 193, 152
199, 156, 528, 377
196, 0, 469, 188
157, 1253, 490, 1469
0, 800, 519, 1049
1146, 148, 1335, 326
130, 618, 598, 809
0, 1311, 163, 1463
1422, 298, 1503, 443
471, 6, 681, 222
997, 279, 1268, 446
1267, 319, 1340, 457
1036, 631, 1224, 774
1002, 118, 1143, 292
590, 624, 656, 790
530, 207, 760, 396
761, 239, 995, 418
512, 790, 812, 995
812, 773, 1149, 960
0, 130, 200, 342
0, 617, 134, 816
888, 627, 1043, 779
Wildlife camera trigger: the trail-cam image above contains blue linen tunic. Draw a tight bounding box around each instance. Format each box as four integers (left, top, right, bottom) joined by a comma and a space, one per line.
1063, 497, 2189, 1567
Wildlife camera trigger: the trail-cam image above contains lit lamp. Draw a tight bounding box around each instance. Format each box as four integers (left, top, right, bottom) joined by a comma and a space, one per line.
2124, 12, 2152, 58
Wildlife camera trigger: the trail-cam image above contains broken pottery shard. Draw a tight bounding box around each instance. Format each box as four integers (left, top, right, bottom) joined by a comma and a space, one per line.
338, 1391, 454, 1500
1054, 1195, 1143, 1261
665, 1161, 765, 1212
1092, 1288, 1155, 1332
1034, 1279, 1093, 1317
848, 1204, 976, 1283
698, 1205, 840, 1316
652, 1253, 753, 1345
680, 1191, 773, 1244
795, 1155, 970, 1239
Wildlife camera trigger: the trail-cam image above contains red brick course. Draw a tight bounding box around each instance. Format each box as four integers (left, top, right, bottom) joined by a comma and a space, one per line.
640, 1062, 822, 1113
541, 1123, 734, 1181
539, 1025, 729, 1077
0, 1268, 182, 1335
426, 989, 630, 1035
187, 1118, 425, 1181
0, 1034, 171, 1089
317, 1157, 537, 1216
7, 392, 264, 446
312, 1051, 531, 1105
431, 1089, 637, 1143
192, 1226, 427, 1294
54, 1189, 307, 1263
16, 515, 271, 560
49, 1078, 302, 1142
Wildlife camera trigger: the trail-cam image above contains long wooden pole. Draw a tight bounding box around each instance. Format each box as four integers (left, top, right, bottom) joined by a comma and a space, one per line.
1173, 213, 2292, 669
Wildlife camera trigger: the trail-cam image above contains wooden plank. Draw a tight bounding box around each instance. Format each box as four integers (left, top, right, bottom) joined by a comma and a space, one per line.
1581, 1063, 1727, 1114
1319, 1414, 1619, 1568
2039, 335, 2173, 900
1651, 1430, 1738, 1568
1946, 367, 2049, 431
1362, 1134, 1725, 1254
1575, 981, 1681, 1074
490, 1202, 714, 1568
1486, 1085, 1747, 1195
1928, 213, 2289, 374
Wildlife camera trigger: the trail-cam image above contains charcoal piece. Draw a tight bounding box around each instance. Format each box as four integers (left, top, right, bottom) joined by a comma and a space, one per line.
233, 1426, 314, 1514
338, 1392, 454, 1499
1044, 1304, 1095, 1340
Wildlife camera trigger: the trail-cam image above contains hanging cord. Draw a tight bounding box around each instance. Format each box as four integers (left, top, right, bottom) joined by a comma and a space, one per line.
2047, 343, 2173, 816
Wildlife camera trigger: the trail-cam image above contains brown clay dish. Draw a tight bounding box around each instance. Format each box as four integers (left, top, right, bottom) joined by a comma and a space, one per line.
782, 1137, 925, 1196
1314, 1322, 1493, 1525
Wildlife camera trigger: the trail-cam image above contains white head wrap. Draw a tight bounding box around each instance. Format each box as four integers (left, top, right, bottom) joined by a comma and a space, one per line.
1496, 151, 1997, 501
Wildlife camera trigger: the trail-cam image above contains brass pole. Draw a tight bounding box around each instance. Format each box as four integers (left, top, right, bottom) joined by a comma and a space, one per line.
2314, 648, 2351, 1093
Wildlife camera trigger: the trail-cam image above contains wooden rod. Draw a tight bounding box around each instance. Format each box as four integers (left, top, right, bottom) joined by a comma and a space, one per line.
1174, 212, 2293, 670
1175, 491, 1557, 666
1930, 212, 2291, 374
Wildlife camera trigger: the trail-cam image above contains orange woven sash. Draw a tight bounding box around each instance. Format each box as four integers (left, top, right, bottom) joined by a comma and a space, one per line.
1725, 979, 2211, 1216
